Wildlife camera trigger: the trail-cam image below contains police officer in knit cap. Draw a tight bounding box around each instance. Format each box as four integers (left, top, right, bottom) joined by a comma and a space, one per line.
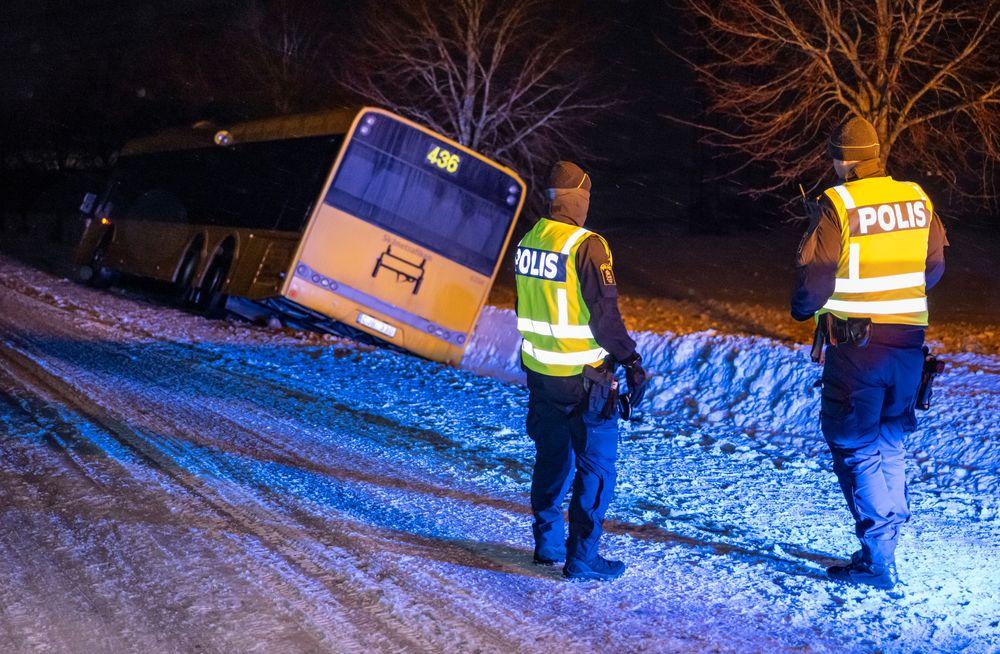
792, 117, 948, 589
514, 161, 646, 581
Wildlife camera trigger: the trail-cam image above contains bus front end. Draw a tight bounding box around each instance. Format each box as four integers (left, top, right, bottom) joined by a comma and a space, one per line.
281, 108, 525, 365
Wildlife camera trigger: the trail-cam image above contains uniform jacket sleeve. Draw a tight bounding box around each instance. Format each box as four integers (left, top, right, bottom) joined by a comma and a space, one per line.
925, 213, 948, 291
790, 200, 841, 321
576, 235, 637, 362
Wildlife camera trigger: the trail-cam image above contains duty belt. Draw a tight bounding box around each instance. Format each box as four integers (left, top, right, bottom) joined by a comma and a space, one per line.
810, 313, 872, 363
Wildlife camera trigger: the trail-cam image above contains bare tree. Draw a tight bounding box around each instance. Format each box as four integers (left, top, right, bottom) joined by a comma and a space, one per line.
165, 0, 345, 118
670, 0, 1000, 209
343, 0, 614, 192
228, 0, 340, 115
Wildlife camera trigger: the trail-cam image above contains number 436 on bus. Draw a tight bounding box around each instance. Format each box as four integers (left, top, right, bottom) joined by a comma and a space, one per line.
426, 146, 460, 174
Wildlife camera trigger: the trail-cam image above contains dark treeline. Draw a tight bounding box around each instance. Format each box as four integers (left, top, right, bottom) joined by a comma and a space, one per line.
1, 0, 997, 230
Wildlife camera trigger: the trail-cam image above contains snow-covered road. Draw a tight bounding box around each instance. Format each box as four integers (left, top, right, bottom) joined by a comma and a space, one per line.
0, 255, 997, 653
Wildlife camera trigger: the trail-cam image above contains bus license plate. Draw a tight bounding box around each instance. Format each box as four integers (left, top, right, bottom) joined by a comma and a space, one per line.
357, 312, 397, 338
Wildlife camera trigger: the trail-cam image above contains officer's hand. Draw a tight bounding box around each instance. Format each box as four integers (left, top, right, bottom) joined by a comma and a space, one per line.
620, 353, 647, 410
804, 199, 823, 222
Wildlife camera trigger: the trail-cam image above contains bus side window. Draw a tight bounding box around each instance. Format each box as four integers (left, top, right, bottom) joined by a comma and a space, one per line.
126, 189, 187, 224
132, 150, 206, 226
261, 141, 297, 231
273, 136, 343, 233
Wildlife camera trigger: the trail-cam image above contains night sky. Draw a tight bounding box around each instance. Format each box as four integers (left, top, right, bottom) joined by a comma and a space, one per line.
2, 0, 997, 235
0, 1, 718, 222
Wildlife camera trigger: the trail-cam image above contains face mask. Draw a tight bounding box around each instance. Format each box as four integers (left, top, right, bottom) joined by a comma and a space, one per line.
547, 187, 591, 227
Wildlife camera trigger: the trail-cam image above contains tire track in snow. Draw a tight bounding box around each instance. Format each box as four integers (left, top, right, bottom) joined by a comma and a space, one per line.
0, 334, 433, 654
0, 279, 585, 652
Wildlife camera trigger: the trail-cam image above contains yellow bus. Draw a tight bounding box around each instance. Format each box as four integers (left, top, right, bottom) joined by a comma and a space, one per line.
75, 107, 526, 364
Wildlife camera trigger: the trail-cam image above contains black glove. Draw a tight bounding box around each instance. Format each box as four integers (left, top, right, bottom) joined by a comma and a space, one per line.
804, 199, 823, 222
619, 352, 647, 411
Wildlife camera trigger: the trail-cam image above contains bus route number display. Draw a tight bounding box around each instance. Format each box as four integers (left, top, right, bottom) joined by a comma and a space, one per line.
426, 145, 460, 174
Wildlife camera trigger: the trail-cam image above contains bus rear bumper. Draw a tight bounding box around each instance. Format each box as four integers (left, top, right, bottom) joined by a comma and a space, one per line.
226, 295, 404, 351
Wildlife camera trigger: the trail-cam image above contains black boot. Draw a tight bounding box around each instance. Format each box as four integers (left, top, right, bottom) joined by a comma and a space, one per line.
827, 550, 899, 590
533, 544, 566, 566
563, 555, 626, 581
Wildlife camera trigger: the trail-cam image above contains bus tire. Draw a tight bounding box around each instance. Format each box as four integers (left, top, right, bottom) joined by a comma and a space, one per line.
82, 230, 116, 289
173, 243, 202, 303
195, 255, 231, 319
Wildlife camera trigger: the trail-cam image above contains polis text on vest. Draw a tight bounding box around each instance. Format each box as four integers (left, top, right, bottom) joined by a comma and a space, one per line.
851, 200, 928, 237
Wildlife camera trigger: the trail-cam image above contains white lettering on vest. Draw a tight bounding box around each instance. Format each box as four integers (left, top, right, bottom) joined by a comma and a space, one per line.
851, 200, 929, 236
894, 204, 909, 230
516, 248, 532, 275
877, 204, 895, 232
858, 207, 878, 234
514, 247, 568, 282
543, 253, 558, 278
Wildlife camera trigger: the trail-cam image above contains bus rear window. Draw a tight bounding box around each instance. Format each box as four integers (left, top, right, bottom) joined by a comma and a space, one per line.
324, 114, 520, 276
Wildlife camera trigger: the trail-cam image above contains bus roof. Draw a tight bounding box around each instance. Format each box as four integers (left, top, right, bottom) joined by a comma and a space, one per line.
120, 107, 360, 157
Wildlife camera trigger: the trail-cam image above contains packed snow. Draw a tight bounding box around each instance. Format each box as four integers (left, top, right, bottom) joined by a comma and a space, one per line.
466, 306, 1000, 497
0, 255, 997, 653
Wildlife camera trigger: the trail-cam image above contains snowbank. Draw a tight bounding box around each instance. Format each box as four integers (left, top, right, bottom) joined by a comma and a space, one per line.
464, 307, 818, 433
464, 307, 1000, 495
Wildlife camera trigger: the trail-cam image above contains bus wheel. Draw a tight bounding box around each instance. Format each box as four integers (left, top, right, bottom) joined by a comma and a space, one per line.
173, 245, 201, 304
195, 255, 230, 319
81, 232, 115, 289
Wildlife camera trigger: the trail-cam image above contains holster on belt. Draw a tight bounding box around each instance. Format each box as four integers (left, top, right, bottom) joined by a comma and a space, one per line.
916, 346, 945, 410
582, 360, 619, 420
811, 313, 873, 363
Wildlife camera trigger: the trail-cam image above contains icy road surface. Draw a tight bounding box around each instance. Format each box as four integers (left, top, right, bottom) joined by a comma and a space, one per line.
0, 255, 997, 654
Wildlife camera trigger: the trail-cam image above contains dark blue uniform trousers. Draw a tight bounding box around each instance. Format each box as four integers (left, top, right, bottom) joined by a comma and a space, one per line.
820, 332, 924, 566
526, 371, 618, 563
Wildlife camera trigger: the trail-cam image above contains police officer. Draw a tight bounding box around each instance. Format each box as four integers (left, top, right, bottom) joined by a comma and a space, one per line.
792, 117, 947, 589
515, 161, 646, 581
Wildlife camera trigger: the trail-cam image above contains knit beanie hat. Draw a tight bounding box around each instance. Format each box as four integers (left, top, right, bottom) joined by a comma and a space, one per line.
548, 161, 591, 191
828, 117, 880, 161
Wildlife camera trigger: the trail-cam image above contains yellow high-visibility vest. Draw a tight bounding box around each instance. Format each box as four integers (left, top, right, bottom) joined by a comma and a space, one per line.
515, 218, 608, 376
819, 176, 934, 326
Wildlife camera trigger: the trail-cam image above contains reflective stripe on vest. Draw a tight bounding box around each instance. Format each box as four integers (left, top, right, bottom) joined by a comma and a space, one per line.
833, 271, 926, 294
515, 218, 608, 376
823, 297, 928, 315
521, 340, 609, 366
559, 227, 591, 254
516, 317, 595, 339
819, 178, 932, 326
